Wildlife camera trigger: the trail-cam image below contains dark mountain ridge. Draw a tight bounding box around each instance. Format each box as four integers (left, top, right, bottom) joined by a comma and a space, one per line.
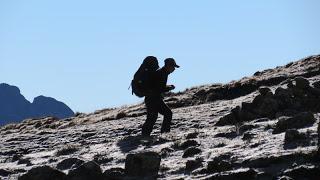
0, 83, 74, 126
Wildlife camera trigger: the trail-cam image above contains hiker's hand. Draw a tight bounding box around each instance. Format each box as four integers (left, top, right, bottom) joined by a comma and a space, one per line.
168, 85, 175, 90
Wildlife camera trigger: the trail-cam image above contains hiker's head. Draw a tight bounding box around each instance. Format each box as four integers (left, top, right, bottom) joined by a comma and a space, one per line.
164, 58, 179, 74
143, 56, 159, 71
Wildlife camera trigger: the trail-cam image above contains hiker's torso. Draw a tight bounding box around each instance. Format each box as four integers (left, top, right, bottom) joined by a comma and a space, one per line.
147, 67, 169, 97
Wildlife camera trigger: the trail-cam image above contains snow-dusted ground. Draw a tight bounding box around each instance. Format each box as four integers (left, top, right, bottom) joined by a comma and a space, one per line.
1, 55, 320, 179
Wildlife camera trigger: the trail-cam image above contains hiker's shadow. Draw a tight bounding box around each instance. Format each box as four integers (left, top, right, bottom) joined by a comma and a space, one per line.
116, 135, 142, 153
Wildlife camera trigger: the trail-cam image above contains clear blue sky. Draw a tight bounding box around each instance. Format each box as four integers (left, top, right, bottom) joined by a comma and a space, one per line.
1, 0, 319, 113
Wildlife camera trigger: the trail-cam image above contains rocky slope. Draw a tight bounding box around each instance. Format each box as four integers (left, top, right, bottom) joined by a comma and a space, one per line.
0, 55, 320, 179
0, 84, 74, 126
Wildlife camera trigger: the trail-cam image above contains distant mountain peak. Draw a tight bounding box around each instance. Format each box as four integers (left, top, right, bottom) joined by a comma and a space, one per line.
0, 84, 74, 126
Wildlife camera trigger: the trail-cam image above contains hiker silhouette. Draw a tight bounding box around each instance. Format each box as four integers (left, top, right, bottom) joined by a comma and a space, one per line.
141, 58, 180, 136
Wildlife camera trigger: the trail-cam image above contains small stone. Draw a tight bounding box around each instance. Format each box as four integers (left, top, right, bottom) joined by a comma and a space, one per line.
182, 147, 202, 158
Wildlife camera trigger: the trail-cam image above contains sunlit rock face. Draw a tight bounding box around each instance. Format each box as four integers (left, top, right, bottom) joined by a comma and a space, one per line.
0, 83, 74, 125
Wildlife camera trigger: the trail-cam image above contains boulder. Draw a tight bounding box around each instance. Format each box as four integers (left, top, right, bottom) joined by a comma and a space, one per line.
307, 87, 320, 99
294, 77, 310, 89
18, 166, 66, 180
275, 87, 292, 98
254, 97, 279, 118
284, 129, 301, 143
273, 112, 316, 134
67, 161, 103, 180
215, 113, 236, 126
284, 129, 309, 148
125, 152, 161, 178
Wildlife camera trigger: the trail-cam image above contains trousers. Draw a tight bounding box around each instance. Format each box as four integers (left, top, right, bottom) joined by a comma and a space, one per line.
142, 95, 172, 136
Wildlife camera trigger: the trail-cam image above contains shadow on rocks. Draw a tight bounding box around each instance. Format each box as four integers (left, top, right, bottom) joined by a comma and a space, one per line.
116, 135, 142, 153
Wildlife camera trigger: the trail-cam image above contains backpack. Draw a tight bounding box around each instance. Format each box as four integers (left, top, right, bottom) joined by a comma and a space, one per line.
131, 56, 159, 97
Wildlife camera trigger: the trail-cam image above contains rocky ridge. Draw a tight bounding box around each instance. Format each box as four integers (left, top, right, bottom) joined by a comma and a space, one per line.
0, 55, 320, 179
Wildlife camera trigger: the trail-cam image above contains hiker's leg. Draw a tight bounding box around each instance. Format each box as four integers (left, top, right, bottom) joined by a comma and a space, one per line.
142, 97, 159, 136
158, 99, 172, 133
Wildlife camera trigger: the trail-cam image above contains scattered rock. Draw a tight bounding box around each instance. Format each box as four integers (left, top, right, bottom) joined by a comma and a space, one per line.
103, 168, 125, 180
242, 132, 255, 141
81, 132, 96, 139
258, 87, 272, 96
215, 113, 236, 126
254, 97, 279, 118
208, 168, 258, 180
56, 145, 79, 156
11, 154, 22, 162
185, 158, 203, 172
275, 87, 293, 98
0, 169, 13, 177
318, 121, 320, 152
67, 161, 103, 180
239, 124, 256, 134
215, 131, 237, 139
284, 129, 307, 144
182, 147, 202, 158
17, 158, 32, 166
186, 132, 199, 139
273, 112, 316, 134
56, 158, 84, 170
294, 77, 310, 89
18, 166, 66, 180
278, 176, 294, 180
125, 152, 161, 178
283, 165, 320, 180
93, 154, 113, 165
180, 140, 199, 150
312, 81, 320, 89
207, 159, 232, 173
160, 147, 174, 158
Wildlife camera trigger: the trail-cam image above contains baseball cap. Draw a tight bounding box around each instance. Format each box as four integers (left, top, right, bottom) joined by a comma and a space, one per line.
164, 58, 180, 68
